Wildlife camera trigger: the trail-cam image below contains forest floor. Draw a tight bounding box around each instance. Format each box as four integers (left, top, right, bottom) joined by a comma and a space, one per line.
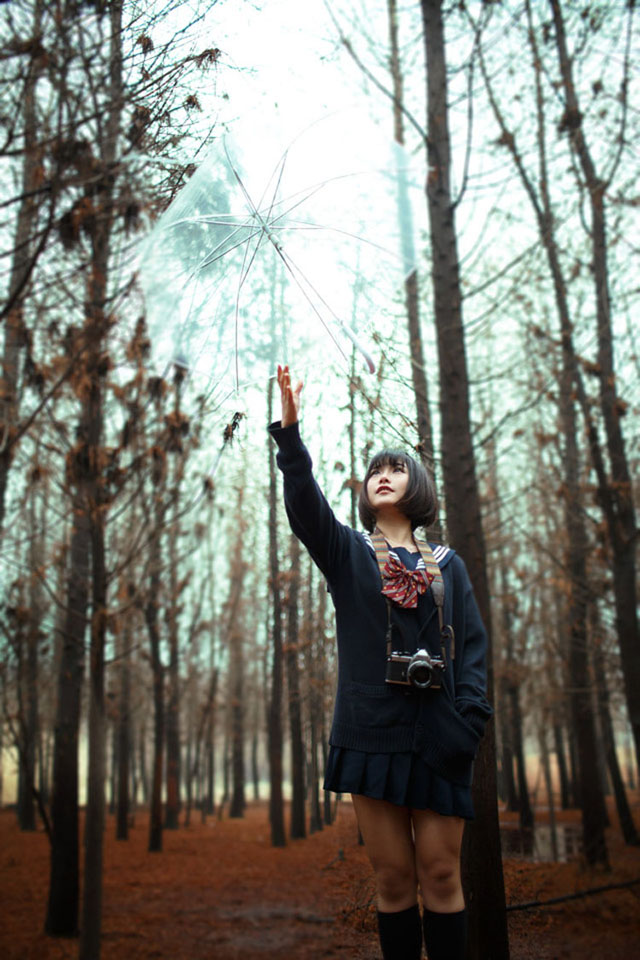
1, 797, 639, 960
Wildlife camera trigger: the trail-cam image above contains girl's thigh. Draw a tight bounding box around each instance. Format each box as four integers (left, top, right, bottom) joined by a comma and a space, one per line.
351, 793, 416, 879
411, 807, 464, 863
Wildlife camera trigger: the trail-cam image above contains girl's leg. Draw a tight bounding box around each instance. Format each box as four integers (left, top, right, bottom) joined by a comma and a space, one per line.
351, 794, 422, 960
411, 808, 466, 960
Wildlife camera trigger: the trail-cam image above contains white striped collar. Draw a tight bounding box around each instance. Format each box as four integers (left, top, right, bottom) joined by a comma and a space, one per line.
362, 531, 450, 567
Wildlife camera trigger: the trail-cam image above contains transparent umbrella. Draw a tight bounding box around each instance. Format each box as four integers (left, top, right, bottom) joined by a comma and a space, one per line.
137, 108, 423, 481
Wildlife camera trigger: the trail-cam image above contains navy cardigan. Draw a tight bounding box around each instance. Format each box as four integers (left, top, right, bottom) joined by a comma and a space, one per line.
269, 421, 493, 788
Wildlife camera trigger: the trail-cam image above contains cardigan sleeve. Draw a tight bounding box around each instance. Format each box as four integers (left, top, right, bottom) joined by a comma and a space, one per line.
450, 556, 494, 738
268, 420, 351, 581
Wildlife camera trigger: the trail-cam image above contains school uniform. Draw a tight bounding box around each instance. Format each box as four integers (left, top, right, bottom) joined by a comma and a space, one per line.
269, 420, 492, 818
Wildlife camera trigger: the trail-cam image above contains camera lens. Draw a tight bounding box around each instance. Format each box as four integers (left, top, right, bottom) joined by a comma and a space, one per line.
407, 657, 432, 689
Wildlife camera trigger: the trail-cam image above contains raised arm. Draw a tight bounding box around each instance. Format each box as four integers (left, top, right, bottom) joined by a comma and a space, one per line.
269, 365, 350, 580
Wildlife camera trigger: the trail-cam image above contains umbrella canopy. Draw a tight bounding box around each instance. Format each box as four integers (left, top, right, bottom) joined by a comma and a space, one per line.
137, 108, 423, 481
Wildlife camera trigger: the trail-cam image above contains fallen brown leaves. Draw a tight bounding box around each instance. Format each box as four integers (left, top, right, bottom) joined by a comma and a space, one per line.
1, 798, 639, 960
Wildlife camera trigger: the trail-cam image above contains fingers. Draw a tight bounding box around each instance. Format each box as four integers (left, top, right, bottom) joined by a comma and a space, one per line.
276, 364, 302, 427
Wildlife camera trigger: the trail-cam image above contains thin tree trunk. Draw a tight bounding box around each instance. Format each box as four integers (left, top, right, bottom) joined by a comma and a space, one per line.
267, 377, 286, 846
387, 0, 437, 485
228, 505, 249, 820
538, 721, 559, 861
45, 496, 90, 936
552, 722, 571, 811
306, 564, 322, 835
78, 6, 123, 953
498, 675, 517, 811
146, 527, 165, 853
287, 533, 306, 840
420, 4, 509, 957
165, 460, 181, 829
116, 624, 131, 841
251, 723, 260, 802
590, 603, 639, 845
509, 683, 534, 832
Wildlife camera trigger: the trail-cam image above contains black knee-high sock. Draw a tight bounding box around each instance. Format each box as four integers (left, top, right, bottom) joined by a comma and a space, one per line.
422, 908, 467, 960
377, 903, 422, 960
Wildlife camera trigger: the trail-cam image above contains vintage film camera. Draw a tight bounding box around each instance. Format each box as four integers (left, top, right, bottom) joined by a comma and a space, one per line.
385, 647, 445, 690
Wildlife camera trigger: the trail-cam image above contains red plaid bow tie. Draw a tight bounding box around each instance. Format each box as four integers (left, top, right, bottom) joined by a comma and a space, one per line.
381, 553, 435, 609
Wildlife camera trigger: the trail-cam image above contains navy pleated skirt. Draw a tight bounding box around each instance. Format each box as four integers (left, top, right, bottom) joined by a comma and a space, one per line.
324, 746, 474, 819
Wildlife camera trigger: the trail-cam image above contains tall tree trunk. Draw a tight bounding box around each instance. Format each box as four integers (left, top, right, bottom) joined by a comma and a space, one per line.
204, 668, 218, 818
228, 501, 249, 820
420, 4, 509, 957
549, 0, 640, 781
508, 682, 533, 832
590, 603, 639, 845
267, 377, 286, 846
287, 533, 306, 840
498, 674, 517, 810
553, 721, 571, 811
116, 623, 131, 841
165, 441, 183, 829
306, 565, 322, 835
538, 721, 559, 861
78, 5, 123, 953
387, 0, 437, 483
45, 494, 90, 936
146, 496, 165, 853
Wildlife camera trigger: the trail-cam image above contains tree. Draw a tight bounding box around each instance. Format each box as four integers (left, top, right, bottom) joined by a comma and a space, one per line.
267, 363, 286, 846
286, 532, 306, 840
420, 3, 510, 957
549, 0, 640, 782
471, 0, 610, 866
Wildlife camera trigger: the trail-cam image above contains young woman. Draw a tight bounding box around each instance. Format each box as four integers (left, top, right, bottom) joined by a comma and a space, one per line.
269, 365, 492, 960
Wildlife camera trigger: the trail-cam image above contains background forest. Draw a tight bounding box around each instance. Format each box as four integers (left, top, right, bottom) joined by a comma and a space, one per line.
1, 1, 638, 959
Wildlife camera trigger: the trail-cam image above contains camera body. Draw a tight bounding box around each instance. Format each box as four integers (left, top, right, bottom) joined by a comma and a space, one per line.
385, 648, 445, 690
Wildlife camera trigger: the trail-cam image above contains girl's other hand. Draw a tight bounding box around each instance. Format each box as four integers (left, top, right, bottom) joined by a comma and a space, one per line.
277, 364, 303, 428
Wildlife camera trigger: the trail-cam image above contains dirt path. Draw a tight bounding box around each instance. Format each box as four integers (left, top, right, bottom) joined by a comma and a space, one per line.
1, 801, 639, 959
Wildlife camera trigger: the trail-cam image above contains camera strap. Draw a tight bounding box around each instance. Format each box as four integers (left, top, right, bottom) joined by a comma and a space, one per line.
371, 532, 455, 661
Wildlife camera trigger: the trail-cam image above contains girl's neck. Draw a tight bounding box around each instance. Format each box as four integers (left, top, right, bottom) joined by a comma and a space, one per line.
374, 516, 415, 550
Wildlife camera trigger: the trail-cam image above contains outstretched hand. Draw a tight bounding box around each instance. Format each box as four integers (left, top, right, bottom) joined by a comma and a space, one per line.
277, 364, 303, 428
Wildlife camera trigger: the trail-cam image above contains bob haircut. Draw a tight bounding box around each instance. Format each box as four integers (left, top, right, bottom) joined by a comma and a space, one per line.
358, 449, 438, 533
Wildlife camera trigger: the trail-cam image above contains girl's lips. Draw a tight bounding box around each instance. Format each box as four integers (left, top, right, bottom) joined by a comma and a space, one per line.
376, 486, 392, 494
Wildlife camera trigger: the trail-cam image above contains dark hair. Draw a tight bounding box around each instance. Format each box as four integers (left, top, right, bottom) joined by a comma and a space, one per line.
358, 449, 438, 533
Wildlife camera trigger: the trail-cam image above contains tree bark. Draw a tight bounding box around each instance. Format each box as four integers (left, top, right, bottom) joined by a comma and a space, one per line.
227, 489, 249, 820
590, 603, 639, 845
286, 533, 306, 840
267, 377, 286, 846
45, 493, 90, 936
420, 4, 509, 957
116, 624, 131, 841
387, 0, 438, 488
164, 506, 181, 830
146, 491, 165, 853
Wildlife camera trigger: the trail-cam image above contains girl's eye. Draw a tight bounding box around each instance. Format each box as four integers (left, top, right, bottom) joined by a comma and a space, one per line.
393, 466, 404, 473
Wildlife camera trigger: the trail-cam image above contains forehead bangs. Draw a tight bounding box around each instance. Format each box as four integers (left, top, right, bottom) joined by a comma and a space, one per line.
365, 450, 413, 478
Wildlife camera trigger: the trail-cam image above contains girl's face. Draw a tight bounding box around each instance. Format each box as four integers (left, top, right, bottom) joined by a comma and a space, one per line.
366, 461, 409, 514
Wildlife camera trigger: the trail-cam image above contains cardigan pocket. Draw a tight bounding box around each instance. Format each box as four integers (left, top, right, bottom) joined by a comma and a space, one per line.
421, 692, 481, 786
342, 680, 413, 729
